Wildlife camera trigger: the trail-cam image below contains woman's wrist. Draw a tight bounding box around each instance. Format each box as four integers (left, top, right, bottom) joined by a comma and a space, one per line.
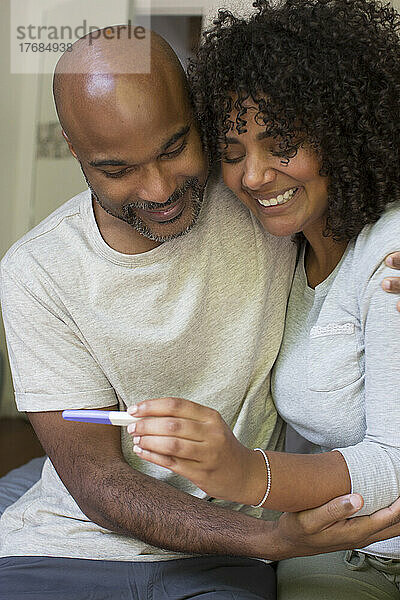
240, 447, 271, 507
251, 449, 271, 508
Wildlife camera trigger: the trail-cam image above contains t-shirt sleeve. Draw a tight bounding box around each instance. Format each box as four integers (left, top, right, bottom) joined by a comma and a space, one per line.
0, 264, 116, 412
335, 260, 400, 516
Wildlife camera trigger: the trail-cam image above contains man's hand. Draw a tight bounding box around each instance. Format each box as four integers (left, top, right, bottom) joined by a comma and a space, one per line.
383, 253, 400, 312
272, 493, 400, 560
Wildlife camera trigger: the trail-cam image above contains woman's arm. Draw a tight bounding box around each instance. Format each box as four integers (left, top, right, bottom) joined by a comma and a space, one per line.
126, 397, 350, 511
127, 245, 400, 512
127, 258, 400, 513
335, 258, 400, 516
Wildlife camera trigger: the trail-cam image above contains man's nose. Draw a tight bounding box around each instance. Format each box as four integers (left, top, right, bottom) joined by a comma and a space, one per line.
242, 157, 277, 191
136, 163, 177, 204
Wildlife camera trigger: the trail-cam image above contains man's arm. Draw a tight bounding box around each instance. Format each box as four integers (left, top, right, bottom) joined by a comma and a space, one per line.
28, 407, 400, 561
28, 406, 283, 557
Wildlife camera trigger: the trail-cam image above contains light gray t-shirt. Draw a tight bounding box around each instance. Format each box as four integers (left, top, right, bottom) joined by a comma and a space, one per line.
0, 175, 295, 561
272, 202, 400, 559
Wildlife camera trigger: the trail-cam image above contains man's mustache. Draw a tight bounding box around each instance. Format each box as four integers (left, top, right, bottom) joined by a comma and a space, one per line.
123, 178, 199, 212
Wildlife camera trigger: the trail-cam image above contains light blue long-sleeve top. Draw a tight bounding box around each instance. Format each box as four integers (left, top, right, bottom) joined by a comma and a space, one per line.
272, 202, 400, 559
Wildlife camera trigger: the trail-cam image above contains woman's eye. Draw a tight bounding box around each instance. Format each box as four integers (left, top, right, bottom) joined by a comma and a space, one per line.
221, 154, 245, 164
271, 145, 295, 156
272, 139, 302, 158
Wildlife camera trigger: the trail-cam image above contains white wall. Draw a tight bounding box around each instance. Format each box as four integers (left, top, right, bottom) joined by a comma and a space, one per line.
203, 0, 254, 26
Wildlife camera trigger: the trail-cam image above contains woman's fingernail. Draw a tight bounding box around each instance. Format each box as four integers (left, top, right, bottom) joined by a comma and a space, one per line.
133, 436, 140, 445
127, 423, 136, 434
127, 405, 138, 415
385, 256, 394, 267
383, 279, 392, 290
133, 445, 142, 454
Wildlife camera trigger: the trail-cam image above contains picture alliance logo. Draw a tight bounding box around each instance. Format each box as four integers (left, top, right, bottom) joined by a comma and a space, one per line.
16, 20, 147, 44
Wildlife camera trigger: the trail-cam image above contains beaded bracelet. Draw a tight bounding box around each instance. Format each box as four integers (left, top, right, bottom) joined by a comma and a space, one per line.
251, 448, 272, 508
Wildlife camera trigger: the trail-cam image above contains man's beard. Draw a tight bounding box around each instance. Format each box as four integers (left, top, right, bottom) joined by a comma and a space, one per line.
85, 174, 205, 243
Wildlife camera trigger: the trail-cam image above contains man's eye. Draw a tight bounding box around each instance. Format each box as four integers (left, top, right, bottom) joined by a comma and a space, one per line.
161, 142, 187, 159
102, 169, 129, 178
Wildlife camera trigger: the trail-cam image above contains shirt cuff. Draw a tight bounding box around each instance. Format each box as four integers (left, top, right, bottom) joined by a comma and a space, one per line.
335, 442, 400, 516
15, 388, 117, 411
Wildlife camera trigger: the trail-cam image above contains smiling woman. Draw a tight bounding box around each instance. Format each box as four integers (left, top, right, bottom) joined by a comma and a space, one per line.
219, 107, 329, 240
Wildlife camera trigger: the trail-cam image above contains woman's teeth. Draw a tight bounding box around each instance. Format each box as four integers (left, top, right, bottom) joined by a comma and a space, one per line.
255, 187, 298, 207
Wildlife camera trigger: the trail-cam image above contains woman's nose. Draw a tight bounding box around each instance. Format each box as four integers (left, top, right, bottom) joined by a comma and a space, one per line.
241, 159, 277, 191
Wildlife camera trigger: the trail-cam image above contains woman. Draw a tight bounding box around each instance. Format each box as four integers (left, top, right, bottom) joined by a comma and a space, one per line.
127, 0, 400, 597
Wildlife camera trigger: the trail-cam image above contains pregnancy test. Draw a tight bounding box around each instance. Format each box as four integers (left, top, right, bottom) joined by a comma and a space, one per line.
62, 410, 139, 426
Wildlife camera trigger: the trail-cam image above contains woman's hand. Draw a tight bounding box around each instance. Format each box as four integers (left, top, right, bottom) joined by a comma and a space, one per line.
127, 397, 267, 505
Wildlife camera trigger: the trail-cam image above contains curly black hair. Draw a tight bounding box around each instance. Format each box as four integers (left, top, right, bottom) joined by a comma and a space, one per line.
188, 0, 400, 241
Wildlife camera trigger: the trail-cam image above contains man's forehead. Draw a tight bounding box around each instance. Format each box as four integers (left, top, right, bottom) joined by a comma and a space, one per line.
66, 73, 192, 153
68, 70, 188, 120
83, 121, 193, 167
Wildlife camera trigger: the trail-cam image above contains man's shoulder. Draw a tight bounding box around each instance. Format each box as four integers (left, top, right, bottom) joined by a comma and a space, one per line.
204, 169, 294, 253
1, 189, 90, 277
205, 169, 244, 209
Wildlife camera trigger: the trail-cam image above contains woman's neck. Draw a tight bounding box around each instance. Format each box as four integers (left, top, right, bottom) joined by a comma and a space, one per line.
303, 223, 348, 289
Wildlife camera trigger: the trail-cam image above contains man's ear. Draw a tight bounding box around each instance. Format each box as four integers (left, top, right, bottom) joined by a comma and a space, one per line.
62, 130, 78, 159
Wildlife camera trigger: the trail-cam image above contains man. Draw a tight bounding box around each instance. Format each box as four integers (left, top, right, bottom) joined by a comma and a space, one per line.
1, 29, 400, 599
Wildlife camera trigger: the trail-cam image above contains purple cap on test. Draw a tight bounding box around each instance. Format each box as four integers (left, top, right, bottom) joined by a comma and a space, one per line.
62, 410, 113, 424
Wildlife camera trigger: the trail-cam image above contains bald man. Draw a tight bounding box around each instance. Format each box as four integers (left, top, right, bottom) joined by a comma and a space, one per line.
1, 29, 400, 600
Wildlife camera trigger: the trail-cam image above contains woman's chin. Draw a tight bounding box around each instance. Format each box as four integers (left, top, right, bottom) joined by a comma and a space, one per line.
255, 216, 300, 238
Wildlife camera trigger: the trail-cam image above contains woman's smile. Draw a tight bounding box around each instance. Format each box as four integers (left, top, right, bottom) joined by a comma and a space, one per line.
246, 185, 301, 209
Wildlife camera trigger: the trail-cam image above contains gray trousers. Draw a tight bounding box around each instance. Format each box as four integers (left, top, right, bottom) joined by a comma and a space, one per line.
0, 555, 276, 600
277, 550, 400, 599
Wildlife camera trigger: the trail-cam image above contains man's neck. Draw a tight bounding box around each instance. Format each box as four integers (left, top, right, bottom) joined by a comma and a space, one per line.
92, 198, 161, 255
